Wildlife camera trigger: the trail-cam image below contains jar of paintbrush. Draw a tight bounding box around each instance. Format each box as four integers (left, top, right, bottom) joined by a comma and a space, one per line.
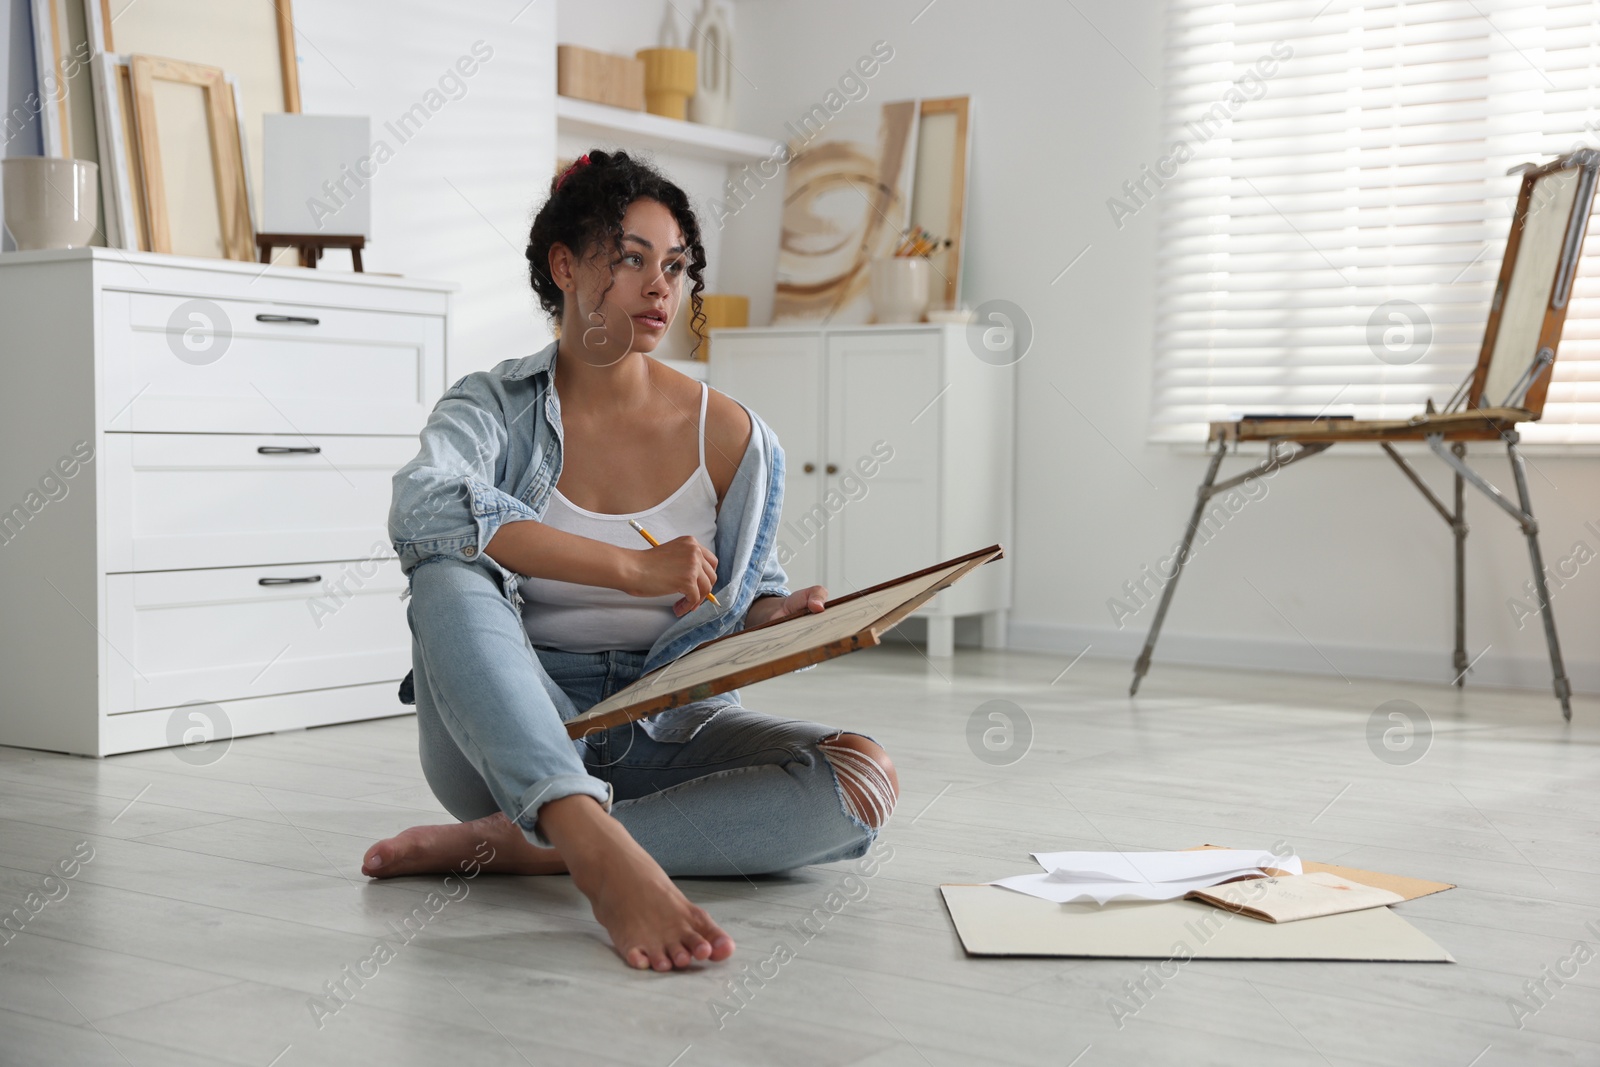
869, 226, 953, 324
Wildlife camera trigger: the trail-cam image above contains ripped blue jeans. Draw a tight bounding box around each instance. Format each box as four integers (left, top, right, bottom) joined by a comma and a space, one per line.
407, 556, 879, 876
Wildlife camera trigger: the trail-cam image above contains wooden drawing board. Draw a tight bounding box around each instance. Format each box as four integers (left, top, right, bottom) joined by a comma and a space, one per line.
563, 544, 1004, 738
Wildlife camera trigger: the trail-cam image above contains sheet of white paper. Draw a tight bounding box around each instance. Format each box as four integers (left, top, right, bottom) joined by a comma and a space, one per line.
1031, 850, 1300, 883
993, 850, 1302, 905
993, 870, 1266, 904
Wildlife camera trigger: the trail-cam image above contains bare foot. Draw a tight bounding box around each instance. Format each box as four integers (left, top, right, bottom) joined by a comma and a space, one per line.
362, 811, 565, 878
541, 795, 736, 972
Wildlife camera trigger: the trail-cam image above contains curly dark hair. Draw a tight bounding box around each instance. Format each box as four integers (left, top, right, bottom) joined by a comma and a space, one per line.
525, 149, 709, 357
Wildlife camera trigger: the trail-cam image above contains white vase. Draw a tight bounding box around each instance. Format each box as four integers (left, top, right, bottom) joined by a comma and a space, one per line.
688, 0, 735, 128
868, 257, 931, 324
2, 157, 99, 250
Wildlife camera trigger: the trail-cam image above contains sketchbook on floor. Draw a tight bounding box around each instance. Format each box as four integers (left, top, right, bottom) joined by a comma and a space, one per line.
562, 544, 1005, 738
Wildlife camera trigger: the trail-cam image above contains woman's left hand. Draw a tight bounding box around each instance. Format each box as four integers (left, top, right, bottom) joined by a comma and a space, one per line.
746, 586, 827, 628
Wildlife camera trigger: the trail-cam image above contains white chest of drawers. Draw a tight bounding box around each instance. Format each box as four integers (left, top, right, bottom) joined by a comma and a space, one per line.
0, 249, 454, 756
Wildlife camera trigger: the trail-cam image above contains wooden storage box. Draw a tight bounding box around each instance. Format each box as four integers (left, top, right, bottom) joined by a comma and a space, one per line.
557, 45, 646, 111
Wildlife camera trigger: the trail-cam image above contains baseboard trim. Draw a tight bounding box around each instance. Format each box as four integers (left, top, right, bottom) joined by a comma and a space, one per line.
1003, 620, 1599, 696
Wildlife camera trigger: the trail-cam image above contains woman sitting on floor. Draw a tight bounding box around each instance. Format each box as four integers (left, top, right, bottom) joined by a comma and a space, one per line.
361, 150, 899, 972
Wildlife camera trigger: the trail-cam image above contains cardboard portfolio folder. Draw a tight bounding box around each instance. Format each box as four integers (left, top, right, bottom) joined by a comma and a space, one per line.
938, 886, 1455, 961
941, 853, 1455, 961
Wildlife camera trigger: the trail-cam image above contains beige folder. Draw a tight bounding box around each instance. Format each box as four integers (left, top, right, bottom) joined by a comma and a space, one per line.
938, 885, 1454, 961
942, 851, 1456, 960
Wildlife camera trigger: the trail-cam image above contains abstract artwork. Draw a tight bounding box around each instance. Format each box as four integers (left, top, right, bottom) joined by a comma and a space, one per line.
772, 98, 920, 324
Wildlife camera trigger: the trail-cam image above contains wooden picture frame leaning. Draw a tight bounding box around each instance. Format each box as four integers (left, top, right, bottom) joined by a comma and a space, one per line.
31, 0, 100, 159
89, 53, 145, 250
93, 54, 249, 254
909, 95, 971, 312
30, 0, 67, 155
128, 55, 254, 261
85, 0, 301, 242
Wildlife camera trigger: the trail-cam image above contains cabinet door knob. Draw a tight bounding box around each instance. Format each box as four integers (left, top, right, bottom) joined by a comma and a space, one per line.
803, 462, 816, 473
826, 463, 839, 475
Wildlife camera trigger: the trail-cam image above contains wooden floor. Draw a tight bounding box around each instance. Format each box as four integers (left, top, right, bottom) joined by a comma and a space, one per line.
3, 642, 1598, 1066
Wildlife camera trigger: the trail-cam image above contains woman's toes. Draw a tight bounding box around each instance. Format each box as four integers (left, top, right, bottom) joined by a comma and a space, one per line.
688, 909, 735, 961
361, 828, 435, 878
362, 844, 391, 877
670, 944, 693, 969
624, 946, 651, 970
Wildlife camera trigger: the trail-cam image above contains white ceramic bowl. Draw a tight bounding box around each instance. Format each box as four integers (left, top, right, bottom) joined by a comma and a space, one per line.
2, 157, 99, 250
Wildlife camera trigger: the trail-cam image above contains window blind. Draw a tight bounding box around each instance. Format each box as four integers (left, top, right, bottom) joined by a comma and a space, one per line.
1150, 0, 1600, 444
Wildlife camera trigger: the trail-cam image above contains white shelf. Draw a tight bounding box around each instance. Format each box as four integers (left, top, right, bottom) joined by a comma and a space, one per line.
556, 96, 781, 166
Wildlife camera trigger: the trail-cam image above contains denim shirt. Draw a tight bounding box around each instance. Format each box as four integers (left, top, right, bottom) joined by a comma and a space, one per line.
388, 339, 794, 742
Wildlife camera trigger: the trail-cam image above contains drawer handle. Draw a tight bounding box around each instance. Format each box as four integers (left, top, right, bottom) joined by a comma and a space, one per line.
258, 575, 322, 586
255, 313, 321, 325
257, 446, 322, 455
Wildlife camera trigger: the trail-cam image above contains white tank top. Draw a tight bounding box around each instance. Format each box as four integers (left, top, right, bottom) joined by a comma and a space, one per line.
519, 382, 720, 653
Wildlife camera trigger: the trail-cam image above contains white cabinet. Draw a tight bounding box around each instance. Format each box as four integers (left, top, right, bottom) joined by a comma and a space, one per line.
709, 324, 1014, 657
0, 249, 454, 756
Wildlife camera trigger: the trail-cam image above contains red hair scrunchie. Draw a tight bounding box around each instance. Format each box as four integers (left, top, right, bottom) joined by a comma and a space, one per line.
555, 153, 591, 191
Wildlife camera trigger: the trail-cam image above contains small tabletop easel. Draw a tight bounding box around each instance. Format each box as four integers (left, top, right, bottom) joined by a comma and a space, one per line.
256, 233, 365, 272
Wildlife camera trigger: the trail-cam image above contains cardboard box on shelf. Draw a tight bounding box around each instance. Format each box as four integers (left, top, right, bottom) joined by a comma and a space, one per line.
557, 45, 646, 111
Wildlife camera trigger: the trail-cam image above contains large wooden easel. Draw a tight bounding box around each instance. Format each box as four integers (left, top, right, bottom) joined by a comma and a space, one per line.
1131, 151, 1600, 720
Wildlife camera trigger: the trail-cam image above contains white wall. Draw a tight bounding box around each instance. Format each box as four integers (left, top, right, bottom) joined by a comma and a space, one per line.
292, 0, 558, 378
5, 0, 1594, 698
726, 0, 1600, 699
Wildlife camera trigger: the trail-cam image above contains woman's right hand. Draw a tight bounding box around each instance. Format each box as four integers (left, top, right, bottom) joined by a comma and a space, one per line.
624, 536, 718, 615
